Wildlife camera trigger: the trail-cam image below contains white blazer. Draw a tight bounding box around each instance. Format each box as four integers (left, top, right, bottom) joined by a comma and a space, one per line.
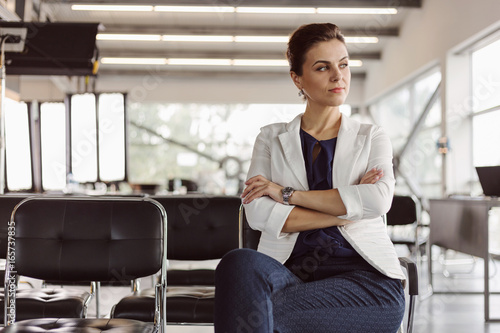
244, 113, 405, 280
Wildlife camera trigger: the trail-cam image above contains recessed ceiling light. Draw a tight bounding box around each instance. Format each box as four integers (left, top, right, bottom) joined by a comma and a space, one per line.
162, 35, 234, 42
167, 58, 232, 66
97, 34, 379, 44
344, 37, 379, 44
99, 57, 363, 67
235, 7, 316, 14
97, 34, 162, 41
71, 4, 397, 15
317, 7, 398, 14
154, 6, 234, 13
234, 36, 290, 43
100, 57, 167, 65
71, 4, 154, 11
348, 60, 363, 67
232, 59, 289, 66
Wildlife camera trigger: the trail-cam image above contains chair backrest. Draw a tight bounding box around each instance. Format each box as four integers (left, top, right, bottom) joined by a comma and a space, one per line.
239, 205, 261, 250
152, 195, 240, 261
7, 196, 167, 282
386, 195, 418, 226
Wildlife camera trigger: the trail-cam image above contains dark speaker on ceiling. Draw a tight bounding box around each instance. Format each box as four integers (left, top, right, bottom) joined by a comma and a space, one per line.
0, 22, 99, 76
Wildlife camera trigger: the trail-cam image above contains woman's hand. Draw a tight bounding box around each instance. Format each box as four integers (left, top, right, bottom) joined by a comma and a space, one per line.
241, 175, 283, 204
360, 168, 384, 185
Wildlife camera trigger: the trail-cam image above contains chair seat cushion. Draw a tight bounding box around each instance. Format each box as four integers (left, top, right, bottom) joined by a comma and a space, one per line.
0, 288, 90, 324
112, 286, 215, 324
1, 318, 154, 332
168, 269, 215, 286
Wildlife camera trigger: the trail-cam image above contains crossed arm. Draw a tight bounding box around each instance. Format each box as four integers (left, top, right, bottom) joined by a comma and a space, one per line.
241, 168, 384, 233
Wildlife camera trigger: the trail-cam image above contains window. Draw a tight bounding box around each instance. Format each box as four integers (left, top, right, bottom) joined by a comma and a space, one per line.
127, 103, 343, 194
71, 93, 98, 182
5, 99, 32, 191
472, 37, 500, 167
98, 93, 126, 181
40, 102, 66, 190
70, 93, 127, 184
369, 67, 442, 198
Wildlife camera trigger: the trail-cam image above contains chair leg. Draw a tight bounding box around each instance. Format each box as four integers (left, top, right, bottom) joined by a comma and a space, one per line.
407, 295, 416, 333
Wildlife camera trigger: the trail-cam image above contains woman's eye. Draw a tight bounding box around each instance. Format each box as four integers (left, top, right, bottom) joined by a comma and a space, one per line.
316, 66, 328, 71
340, 63, 349, 69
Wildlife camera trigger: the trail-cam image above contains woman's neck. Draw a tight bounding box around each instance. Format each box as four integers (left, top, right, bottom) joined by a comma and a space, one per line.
301, 106, 342, 140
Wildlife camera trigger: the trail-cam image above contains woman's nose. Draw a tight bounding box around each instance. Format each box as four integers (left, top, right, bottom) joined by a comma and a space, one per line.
330, 68, 342, 82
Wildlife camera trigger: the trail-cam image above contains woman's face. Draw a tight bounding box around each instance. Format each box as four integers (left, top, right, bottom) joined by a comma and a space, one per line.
292, 39, 351, 108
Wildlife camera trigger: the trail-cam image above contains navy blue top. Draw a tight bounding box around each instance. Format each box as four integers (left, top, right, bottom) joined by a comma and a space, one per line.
287, 129, 360, 260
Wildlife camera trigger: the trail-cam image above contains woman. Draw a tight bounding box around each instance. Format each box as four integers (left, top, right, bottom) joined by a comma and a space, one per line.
214, 23, 406, 333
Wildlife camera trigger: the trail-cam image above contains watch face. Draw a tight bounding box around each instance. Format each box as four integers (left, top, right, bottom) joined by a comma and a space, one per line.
282, 187, 293, 203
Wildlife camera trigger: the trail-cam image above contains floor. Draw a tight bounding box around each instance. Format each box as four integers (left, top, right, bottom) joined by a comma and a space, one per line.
15, 248, 500, 333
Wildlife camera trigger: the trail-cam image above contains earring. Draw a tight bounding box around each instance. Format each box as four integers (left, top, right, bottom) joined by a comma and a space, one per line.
298, 89, 304, 97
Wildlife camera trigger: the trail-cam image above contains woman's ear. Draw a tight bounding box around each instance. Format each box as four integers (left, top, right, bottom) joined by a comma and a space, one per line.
290, 71, 302, 90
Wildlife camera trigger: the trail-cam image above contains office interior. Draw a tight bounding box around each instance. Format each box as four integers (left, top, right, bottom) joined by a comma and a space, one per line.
0, 0, 499, 332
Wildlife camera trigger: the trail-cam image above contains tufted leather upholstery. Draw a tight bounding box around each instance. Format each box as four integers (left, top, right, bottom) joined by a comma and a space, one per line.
112, 195, 241, 324
4, 196, 167, 332
0, 195, 92, 325
1, 318, 155, 332
0, 289, 90, 323
157, 195, 240, 261
13, 198, 163, 282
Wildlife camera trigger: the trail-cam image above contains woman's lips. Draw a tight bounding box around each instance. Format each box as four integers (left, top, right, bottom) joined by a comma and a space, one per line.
330, 87, 344, 93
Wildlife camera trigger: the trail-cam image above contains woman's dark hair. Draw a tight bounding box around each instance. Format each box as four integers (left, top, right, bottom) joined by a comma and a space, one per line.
286, 23, 345, 76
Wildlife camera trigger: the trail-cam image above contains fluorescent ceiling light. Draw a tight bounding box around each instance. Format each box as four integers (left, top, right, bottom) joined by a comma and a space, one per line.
344, 37, 379, 43
99, 57, 363, 67
97, 34, 378, 44
348, 60, 363, 67
162, 35, 233, 42
97, 34, 162, 41
71, 4, 397, 15
71, 4, 154, 11
317, 7, 398, 14
154, 5, 234, 13
232, 59, 288, 66
234, 36, 289, 43
100, 57, 167, 65
167, 58, 232, 66
235, 7, 316, 14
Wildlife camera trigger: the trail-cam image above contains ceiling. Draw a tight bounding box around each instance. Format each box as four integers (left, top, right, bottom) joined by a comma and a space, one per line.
3, 0, 422, 80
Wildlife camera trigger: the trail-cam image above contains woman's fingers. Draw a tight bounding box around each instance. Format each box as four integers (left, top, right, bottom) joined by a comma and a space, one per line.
360, 168, 384, 184
241, 175, 283, 204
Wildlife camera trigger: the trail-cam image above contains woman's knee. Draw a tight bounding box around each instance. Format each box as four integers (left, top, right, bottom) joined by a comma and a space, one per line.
216, 248, 261, 276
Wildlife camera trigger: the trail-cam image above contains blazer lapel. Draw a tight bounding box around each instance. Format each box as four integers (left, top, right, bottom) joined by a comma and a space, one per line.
278, 115, 309, 190
333, 115, 366, 187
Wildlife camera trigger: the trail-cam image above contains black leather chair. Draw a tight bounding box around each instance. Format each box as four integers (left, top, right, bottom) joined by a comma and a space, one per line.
239, 205, 419, 333
2, 196, 167, 333
112, 194, 241, 325
386, 195, 427, 261
0, 195, 80, 326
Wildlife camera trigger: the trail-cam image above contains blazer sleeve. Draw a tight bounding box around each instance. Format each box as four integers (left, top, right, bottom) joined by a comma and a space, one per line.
337, 126, 395, 220
243, 126, 294, 239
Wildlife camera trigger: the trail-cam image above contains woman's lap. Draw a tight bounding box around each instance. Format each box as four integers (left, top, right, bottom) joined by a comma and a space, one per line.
215, 248, 405, 333
272, 269, 405, 332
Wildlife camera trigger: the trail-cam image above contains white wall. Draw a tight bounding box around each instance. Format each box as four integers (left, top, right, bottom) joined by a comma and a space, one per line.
364, 0, 500, 103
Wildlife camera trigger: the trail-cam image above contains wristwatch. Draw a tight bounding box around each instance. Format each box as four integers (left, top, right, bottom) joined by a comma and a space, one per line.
281, 187, 295, 205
